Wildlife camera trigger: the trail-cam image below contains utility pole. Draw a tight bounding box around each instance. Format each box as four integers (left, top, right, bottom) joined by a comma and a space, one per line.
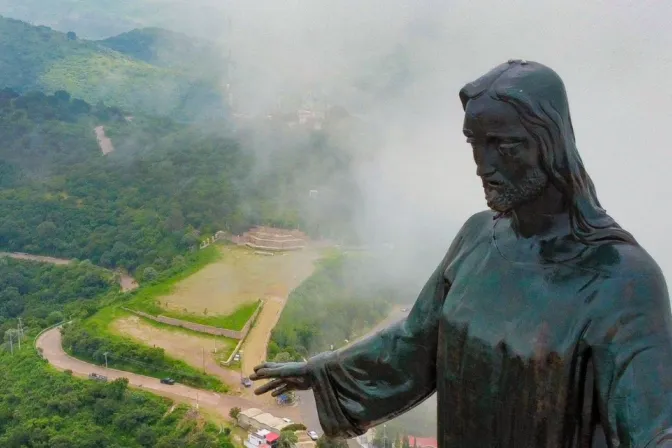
16, 318, 22, 350
103, 352, 109, 369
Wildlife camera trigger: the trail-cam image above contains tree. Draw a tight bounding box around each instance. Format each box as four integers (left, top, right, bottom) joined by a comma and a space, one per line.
394, 433, 401, 448
278, 430, 298, 448
402, 435, 411, 448
142, 267, 158, 282
228, 406, 241, 420
273, 352, 293, 363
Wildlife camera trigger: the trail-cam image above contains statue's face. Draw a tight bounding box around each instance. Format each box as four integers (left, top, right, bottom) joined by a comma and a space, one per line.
463, 95, 548, 213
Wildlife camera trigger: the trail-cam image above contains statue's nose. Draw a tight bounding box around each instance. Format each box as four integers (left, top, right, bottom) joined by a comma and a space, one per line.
476, 163, 496, 178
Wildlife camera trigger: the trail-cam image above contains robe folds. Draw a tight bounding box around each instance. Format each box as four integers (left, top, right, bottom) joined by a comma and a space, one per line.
308, 211, 672, 448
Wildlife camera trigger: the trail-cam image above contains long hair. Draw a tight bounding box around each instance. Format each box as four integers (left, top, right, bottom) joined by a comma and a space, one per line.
459, 60, 636, 246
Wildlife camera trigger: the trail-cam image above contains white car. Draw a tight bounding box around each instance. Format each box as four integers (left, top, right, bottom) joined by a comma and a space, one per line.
307, 431, 319, 441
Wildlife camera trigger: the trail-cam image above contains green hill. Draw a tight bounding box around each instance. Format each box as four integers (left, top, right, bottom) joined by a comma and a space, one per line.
0, 89, 362, 277
98, 27, 229, 74
0, 16, 228, 120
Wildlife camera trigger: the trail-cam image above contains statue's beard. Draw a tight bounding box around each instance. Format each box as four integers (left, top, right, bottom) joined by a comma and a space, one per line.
485, 168, 549, 213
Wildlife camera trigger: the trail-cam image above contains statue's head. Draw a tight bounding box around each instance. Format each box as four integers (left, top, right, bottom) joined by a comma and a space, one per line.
459, 60, 635, 245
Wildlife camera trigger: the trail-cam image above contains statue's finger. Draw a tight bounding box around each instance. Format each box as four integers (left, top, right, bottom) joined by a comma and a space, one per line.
271, 384, 292, 397
250, 367, 281, 380
253, 362, 278, 373
254, 378, 285, 396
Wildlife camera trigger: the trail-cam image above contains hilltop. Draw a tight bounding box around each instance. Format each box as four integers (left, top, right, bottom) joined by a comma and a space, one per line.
0, 16, 228, 120
98, 27, 229, 74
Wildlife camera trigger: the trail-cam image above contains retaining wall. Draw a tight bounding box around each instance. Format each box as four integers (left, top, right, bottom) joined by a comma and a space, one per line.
122, 301, 263, 340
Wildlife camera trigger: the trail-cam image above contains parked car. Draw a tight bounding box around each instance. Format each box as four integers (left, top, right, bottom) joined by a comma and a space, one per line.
282, 418, 292, 423
307, 431, 319, 441
160, 378, 175, 385
241, 377, 253, 387
88, 372, 107, 382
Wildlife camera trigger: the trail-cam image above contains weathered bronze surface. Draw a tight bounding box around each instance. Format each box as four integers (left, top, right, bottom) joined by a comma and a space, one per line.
251, 60, 672, 447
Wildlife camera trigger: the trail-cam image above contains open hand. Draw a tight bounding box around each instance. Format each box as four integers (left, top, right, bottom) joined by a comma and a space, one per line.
250, 361, 313, 397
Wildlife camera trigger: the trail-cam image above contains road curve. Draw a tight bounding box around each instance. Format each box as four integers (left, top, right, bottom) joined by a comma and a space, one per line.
37, 326, 303, 422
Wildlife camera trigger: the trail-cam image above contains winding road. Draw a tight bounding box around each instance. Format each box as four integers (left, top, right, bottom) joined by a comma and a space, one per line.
36, 308, 407, 435
36, 325, 304, 422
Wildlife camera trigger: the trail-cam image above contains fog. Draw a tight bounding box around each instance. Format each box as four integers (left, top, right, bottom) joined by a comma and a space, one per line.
211, 0, 672, 282
3, 1, 671, 281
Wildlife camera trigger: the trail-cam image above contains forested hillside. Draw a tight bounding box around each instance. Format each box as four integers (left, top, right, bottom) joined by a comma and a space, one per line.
0, 89, 363, 278
0, 16, 227, 120
0, 350, 232, 447
0, 257, 115, 333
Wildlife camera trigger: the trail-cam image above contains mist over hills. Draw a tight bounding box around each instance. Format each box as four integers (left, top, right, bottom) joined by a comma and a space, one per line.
0, 15, 229, 121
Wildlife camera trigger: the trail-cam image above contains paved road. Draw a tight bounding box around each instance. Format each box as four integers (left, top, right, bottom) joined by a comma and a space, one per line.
37, 306, 407, 433
37, 326, 303, 422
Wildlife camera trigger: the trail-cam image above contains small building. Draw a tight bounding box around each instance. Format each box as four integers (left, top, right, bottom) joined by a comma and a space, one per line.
245, 429, 280, 448
237, 408, 293, 433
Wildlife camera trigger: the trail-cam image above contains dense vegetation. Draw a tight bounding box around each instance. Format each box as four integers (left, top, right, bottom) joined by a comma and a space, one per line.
268, 252, 405, 361
0, 257, 116, 333
99, 27, 228, 74
0, 16, 227, 119
0, 89, 363, 277
0, 349, 232, 447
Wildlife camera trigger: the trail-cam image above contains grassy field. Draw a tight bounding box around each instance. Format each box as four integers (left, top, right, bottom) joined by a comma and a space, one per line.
111, 314, 237, 362
127, 246, 322, 330
67, 306, 228, 392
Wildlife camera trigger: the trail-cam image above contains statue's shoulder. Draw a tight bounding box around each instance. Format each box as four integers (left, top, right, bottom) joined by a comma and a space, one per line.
609, 242, 665, 280
586, 241, 668, 297
444, 210, 495, 261
459, 210, 497, 238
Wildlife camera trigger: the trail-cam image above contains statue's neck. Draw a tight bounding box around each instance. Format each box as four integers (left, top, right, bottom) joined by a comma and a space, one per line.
509, 183, 569, 238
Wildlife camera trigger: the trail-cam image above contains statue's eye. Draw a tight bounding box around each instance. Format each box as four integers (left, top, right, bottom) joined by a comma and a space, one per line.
498, 141, 523, 156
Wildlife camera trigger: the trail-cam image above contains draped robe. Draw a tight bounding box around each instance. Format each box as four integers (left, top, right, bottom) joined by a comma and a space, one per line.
307, 211, 672, 447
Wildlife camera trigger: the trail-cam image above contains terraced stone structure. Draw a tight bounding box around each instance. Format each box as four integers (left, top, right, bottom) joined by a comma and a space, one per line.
236, 226, 307, 251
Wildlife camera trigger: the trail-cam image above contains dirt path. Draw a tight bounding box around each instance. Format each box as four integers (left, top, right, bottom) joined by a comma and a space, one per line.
0, 252, 138, 292
37, 326, 304, 422
94, 125, 115, 155
239, 296, 286, 405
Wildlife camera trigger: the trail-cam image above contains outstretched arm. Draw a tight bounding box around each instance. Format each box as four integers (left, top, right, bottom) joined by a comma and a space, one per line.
588, 256, 672, 447
307, 254, 451, 438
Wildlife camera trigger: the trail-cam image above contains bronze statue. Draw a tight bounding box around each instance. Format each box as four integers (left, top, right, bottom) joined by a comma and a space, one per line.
251, 60, 672, 447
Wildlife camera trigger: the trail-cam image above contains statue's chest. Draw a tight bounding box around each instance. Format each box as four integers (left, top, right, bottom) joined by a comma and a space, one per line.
440, 244, 597, 359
